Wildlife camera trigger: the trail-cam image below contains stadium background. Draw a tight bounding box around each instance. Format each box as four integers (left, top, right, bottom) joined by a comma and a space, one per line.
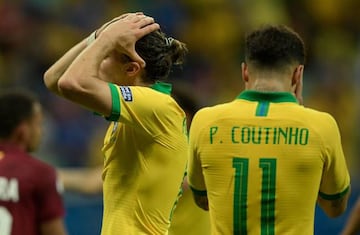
0, 0, 359, 234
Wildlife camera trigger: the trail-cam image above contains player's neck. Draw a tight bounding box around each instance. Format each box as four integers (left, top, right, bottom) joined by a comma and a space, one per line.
134, 77, 153, 87
0, 138, 28, 152
247, 78, 291, 93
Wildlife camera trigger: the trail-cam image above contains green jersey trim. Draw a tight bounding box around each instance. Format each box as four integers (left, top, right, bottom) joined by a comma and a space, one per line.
106, 83, 121, 121
101, 82, 171, 121
237, 90, 298, 103
150, 81, 172, 95
190, 186, 207, 196
318, 185, 350, 200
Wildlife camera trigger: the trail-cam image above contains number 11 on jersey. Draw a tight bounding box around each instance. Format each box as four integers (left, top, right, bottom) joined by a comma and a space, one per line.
233, 157, 277, 235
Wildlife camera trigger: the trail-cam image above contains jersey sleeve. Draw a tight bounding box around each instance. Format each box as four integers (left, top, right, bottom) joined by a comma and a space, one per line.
318, 114, 350, 200
36, 166, 65, 222
105, 83, 172, 137
188, 109, 207, 194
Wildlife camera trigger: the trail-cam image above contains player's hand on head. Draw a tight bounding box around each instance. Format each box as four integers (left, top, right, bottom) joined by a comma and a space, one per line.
98, 13, 160, 68
95, 12, 144, 38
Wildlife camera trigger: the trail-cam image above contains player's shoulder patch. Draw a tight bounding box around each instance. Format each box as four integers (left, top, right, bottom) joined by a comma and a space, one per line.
119, 86, 133, 102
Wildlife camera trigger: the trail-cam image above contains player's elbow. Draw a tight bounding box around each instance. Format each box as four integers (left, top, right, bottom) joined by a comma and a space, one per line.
318, 193, 350, 218
325, 207, 347, 218
57, 75, 86, 99
43, 69, 61, 93
43, 69, 52, 88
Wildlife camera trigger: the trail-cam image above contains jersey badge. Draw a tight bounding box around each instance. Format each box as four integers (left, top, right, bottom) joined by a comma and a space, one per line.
120, 86, 133, 102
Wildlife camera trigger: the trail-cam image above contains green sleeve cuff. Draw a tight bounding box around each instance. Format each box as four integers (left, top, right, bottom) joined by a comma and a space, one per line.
106, 83, 121, 121
190, 186, 207, 196
319, 185, 350, 200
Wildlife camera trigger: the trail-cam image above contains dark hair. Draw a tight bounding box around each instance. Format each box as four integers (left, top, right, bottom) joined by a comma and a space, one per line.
0, 90, 38, 138
245, 25, 305, 69
135, 30, 188, 82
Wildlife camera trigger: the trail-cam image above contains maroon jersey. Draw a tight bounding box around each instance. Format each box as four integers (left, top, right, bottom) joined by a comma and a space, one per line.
0, 143, 65, 235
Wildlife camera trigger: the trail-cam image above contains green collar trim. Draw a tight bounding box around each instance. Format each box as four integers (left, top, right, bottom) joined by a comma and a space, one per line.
150, 81, 172, 95
237, 90, 298, 103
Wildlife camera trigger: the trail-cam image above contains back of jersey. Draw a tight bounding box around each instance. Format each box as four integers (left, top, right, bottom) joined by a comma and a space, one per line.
188, 91, 350, 235
0, 144, 65, 235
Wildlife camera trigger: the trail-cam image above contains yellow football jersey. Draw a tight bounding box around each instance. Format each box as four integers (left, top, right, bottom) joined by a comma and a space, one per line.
168, 177, 211, 235
188, 90, 350, 235
101, 82, 188, 235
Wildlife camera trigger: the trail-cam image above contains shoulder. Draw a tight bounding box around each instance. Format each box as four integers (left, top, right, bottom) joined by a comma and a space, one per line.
302, 106, 338, 127
25, 156, 57, 178
9, 155, 60, 193
193, 102, 234, 121
123, 86, 174, 105
299, 107, 342, 147
190, 102, 234, 136
27, 156, 56, 171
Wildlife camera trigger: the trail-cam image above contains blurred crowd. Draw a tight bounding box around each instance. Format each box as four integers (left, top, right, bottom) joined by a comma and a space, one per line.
0, 0, 359, 187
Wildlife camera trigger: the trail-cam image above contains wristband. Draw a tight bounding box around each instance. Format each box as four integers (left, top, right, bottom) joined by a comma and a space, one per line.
86, 30, 97, 46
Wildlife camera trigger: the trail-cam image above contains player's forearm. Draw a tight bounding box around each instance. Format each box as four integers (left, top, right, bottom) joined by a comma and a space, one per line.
58, 168, 102, 194
191, 192, 209, 211
56, 34, 115, 99
43, 39, 88, 96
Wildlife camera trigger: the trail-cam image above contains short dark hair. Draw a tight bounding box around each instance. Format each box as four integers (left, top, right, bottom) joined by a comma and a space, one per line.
245, 25, 305, 69
0, 90, 38, 138
135, 30, 188, 82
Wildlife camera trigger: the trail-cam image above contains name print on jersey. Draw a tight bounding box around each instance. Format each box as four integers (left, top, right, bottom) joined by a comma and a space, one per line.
0, 177, 19, 202
209, 126, 309, 145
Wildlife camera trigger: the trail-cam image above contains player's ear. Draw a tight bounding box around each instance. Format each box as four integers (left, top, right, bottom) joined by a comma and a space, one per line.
292, 65, 304, 86
13, 121, 30, 143
292, 65, 304, 105
241, 62, 249, 83
124, 62, 141, 77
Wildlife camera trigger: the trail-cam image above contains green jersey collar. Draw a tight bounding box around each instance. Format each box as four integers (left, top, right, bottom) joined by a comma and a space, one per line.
237, 90, 298, 103
150, 81, 172, 95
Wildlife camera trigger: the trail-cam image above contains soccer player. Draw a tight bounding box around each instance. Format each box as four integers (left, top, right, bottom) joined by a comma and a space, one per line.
57, 88, 211, 235
341, 196, 360, 235
187, 25, 351, 235
0, 90, 67, 235
168, 89, 211, 235
43, 13, 188, 234
168, 175, 211, 235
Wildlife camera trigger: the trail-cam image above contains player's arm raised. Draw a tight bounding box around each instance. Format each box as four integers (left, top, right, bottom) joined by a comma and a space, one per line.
44, 13, 159, 117
44, 13, 139, 95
